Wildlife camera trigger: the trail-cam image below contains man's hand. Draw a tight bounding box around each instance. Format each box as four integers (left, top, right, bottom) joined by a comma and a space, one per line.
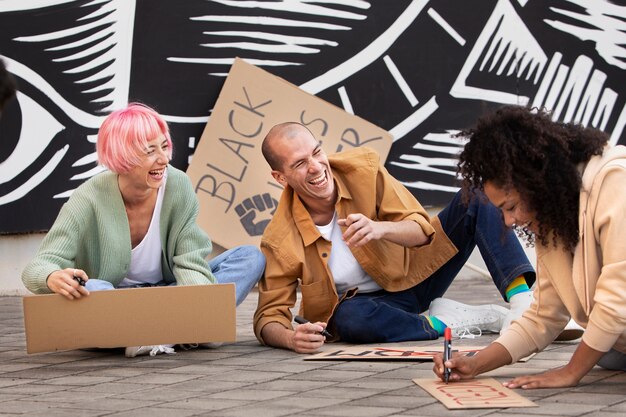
46, 268, 90, 300
291, 321, 328, 353
338, 214, 429, 248
338, 214, 382, 247
261, 321, 327, 354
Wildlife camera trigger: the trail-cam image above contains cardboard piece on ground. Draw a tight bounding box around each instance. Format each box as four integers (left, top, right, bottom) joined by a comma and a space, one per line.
413, 377, 537, 409
22, 284, 235, 354
304, 345, 483, 361
186, 58, 393, 249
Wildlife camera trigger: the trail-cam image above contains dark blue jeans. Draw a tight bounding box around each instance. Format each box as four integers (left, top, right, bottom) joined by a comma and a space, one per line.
332, 190, 535, 343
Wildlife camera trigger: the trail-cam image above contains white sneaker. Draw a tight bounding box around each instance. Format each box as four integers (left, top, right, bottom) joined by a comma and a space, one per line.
178, 342, 223, 350
125, 344, 176, 358
555, 319, 584, 342
429, 298, 508, 337
500, 291, 534, 334
199, 342, 223, 349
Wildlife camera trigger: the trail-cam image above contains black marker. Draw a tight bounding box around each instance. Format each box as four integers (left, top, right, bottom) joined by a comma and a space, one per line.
443, 327, 452, 384
294, 315, 332, 338
72, 269, 85, 286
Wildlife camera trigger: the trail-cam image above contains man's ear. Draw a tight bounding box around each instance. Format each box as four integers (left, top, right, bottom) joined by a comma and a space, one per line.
271, 170, 287, 187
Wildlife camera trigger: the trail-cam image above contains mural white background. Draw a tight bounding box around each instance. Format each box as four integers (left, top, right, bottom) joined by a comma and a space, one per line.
1, 0, 625, 233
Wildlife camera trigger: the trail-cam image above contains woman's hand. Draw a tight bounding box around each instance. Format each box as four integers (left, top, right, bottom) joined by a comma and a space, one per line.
432, 342, 513, 382
503, 367, 581, 389
46, 268, 90, 300
433, 352, 481, 382
504, 341, 605, 389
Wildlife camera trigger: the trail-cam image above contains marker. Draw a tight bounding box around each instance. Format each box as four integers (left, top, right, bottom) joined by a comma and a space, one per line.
72, 269, 85, 286
294, 315, 332, 338
443, 327, 452, 384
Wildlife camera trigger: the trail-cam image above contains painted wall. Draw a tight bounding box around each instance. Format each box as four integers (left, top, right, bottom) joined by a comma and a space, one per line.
1, 0, 625, 234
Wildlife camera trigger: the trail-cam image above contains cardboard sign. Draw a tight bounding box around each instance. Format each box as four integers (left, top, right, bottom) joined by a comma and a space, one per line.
413, 377, 537, 409
186, 58, 393, 249
22, 284, 235, 354
304, 345, 483, 361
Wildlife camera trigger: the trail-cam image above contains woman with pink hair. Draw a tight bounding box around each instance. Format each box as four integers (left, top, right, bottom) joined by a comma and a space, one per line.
22, 103, 264, 357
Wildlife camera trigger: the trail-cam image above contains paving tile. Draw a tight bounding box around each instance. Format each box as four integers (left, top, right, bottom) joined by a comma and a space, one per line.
603, 401, 626, 412
27, 389, 112, 403
36, 375, 118, 386
205, 387, 293, 401
283, 369, 376, 382
0, 383, 68, 395
579, 413, 626, 417
166, 377, 255, 393
336, 377, 415, 390
116, 372, 203, 385
113, 386, 201, 402
540, 392, 624, 406
396, 402, 498, 416
299, 386, 381, 400
0, 274, 623, 417
156, 396, 248, 411
71, 381, 151, 395
0, 398, 61, 414
315, 404, 405, 416
519, 401, 604, 415
14, 407, 110, 417
349, 394, 437, 409
244, 378, 336, 392
105, 407, 200, 417
60, 397, 162, 412
208, 369, 291, 383
0, 377, 39, 388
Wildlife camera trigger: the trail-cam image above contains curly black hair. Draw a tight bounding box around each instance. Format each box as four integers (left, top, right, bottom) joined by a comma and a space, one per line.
457, 105, 607, 252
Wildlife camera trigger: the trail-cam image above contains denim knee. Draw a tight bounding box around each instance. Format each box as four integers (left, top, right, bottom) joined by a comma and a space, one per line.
333, 300, 375, 343
84, 279, 115, 291
238, 245, 266, 279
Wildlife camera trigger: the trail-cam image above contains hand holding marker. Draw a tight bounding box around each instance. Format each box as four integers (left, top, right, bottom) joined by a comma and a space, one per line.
294, 315, 332, 338
443, 327, 452, 383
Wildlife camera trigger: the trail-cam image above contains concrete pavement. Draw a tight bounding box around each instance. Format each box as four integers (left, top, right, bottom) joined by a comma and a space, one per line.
1, 270, 624, 416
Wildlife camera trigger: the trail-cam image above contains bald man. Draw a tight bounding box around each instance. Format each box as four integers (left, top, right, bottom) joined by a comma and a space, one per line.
253, 122, 535, 353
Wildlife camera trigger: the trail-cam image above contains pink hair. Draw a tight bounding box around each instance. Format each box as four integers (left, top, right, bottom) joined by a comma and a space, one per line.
96, 103, 173, 173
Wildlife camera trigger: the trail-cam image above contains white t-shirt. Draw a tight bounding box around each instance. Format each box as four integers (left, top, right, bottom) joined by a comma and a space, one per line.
316, 212, 382, 296
118, 177, 166, 288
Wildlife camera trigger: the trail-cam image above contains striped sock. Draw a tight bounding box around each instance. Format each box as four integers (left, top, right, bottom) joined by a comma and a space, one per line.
505, 276, 530, 301
425, 315, 446, 336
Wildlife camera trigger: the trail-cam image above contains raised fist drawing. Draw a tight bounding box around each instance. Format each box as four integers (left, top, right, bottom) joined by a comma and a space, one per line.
235, 193, 278, 236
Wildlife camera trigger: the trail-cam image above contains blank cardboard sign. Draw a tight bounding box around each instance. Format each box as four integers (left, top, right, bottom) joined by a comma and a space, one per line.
23, 284, 235, 354
413, 377, 537, 409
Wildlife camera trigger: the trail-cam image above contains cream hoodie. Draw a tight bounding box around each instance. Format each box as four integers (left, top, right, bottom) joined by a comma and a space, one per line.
497, 145, 626, 362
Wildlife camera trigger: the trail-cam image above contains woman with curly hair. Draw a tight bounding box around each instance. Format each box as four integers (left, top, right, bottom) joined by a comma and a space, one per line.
433, 105, 626, 388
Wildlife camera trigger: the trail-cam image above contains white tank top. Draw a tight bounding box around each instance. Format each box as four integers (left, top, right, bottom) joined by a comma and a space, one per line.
316, 212, 382, 295
118, 176, 166, 287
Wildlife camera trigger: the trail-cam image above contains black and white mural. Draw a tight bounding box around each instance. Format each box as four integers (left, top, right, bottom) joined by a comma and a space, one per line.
1, 0, 625, 234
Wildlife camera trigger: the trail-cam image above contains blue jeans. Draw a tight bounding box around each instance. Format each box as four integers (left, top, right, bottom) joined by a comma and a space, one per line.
85, 245, 265, 306
332, 190, 535, 343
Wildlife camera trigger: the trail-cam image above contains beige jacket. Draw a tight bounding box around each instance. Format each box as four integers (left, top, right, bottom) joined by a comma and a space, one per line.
497, 145, 626, 362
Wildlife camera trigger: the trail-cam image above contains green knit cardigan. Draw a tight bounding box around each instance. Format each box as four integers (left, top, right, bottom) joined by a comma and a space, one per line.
22, 166, 216, 293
